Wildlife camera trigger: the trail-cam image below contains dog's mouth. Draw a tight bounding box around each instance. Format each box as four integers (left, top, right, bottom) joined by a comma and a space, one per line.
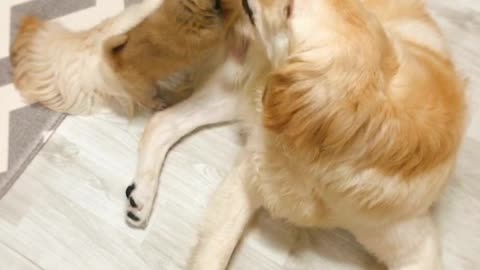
242, 0, 255, 25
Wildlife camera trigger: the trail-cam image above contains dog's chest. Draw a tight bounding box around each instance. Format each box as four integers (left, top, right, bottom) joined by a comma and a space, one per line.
247, 148, 338, 228
239, 98, 336, 227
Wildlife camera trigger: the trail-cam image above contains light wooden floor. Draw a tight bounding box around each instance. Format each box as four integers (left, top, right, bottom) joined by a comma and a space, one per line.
1, 1, 479, 269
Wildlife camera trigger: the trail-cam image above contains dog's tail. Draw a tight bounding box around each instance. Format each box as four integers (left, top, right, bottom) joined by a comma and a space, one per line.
10, 16, 108, 114
10, 16, 137, 115
10, 16, 47, 100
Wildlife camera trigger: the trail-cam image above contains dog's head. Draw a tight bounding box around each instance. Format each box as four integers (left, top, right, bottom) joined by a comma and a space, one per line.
103, 0, 246, 113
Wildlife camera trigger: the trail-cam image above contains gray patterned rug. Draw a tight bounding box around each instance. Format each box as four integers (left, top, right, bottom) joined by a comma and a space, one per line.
0, 0, 139, 198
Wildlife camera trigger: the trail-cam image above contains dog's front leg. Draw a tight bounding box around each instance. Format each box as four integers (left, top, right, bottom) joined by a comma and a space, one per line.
125, 84, 238, 227
188, 153, 260, 270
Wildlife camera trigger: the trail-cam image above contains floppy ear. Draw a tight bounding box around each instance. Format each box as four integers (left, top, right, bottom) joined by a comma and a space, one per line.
263, 59, 334, 151
262, 57, 377, 159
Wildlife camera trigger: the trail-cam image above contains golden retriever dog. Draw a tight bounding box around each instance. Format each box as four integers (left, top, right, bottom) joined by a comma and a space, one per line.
9, 0, 248, 222
11, 0, 239, 115
125, 0, 467, 269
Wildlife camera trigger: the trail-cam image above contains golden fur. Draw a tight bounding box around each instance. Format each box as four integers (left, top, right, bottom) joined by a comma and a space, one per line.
218, 0, 468, 224
185, 0, 467, 269
103, 0, 241, 110
257, 0, 466, 218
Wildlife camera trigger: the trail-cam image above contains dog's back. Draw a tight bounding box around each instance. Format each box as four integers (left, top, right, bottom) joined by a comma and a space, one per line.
253, 0, 467, 225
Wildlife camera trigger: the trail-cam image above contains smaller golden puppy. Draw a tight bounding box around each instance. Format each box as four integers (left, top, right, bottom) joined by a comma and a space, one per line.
126, 0, 466, 269
11, 0, 237, 115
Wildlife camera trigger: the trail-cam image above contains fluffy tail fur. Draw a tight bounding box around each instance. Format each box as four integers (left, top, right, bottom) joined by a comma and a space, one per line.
10, 16, 134, 115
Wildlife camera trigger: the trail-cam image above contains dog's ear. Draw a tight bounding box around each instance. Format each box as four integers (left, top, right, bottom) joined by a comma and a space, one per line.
262, 57, 370, 158
263, 59, 331, 151
103, 34, 129, 68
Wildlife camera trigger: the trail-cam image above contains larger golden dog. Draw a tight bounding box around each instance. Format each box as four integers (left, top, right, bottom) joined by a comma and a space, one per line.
124, 0, 466, 269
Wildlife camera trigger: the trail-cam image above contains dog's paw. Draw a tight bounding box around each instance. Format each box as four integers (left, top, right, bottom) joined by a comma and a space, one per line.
125, 182, 156, 228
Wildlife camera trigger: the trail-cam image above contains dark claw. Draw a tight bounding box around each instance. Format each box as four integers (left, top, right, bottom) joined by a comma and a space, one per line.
127, 211, 140, 222
129, 197, 138, 208
126, 183, 135, 198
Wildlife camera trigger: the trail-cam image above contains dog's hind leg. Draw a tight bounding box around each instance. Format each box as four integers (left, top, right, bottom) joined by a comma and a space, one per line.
351, 214, 442, 270
125, 82, 238, 227
188, 153, 260, 270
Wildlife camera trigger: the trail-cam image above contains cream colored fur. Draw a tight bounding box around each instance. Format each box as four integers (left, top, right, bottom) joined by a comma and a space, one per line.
11, 0, 164, 115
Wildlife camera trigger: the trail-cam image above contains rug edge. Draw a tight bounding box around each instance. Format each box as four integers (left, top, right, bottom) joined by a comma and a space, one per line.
0, 113, 66, 199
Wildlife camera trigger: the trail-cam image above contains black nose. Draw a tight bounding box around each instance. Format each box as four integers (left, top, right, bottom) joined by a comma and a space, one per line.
242, 0, 255, 25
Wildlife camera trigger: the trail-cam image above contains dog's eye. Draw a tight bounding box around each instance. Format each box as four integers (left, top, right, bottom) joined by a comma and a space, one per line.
285, 0, 293, 19
285, 5, 292, 18
284, 0, 295, 19
214, 0, 222, 11
242, 0, 255, 25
